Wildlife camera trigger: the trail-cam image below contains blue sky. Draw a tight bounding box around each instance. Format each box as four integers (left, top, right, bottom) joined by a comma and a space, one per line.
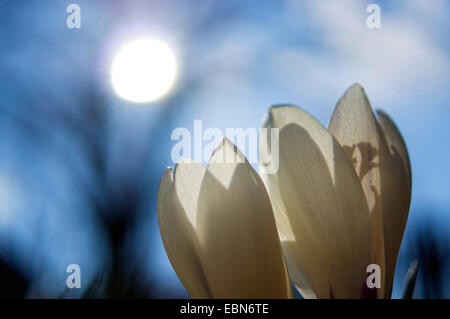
0, 0, 448, 298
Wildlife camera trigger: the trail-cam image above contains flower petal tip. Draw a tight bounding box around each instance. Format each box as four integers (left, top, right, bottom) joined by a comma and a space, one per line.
375, 109, 391, 121
262, 104, 303, 128
348, 82, 364, 90
160, 166, 174, 184
209, 136, 246, 164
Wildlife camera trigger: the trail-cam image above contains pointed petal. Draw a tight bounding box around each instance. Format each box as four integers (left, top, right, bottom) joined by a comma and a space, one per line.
195, 138, 292, 298
376, 110, 411, 200
377, 110, 412, 296
157, 166, 211, 298
328, 84, 401, 297
261, 105, 372, 298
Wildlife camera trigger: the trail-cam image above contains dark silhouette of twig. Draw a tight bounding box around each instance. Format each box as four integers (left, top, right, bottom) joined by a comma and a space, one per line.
402, 260, 418, 299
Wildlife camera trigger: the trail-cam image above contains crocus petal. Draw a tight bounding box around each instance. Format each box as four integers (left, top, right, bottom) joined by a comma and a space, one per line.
376, 110, 412, 296
328, 83, 402, 297
376, 110, 411, 202
195, 138, 292, 298
157, 165, 211, 298
260, 105, 372, 298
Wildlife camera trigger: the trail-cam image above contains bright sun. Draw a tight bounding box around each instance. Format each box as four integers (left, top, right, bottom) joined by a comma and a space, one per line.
111, 38, 177, 103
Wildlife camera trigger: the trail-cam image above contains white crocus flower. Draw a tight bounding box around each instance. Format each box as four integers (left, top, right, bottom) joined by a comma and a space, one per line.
157, 138, 293, 298
260, 84, 411, 299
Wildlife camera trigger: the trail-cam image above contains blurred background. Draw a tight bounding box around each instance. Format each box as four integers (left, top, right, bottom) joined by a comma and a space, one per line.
0, 0, 448, 298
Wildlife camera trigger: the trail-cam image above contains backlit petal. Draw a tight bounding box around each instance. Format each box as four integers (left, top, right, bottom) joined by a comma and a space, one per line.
377, 110, 412, 296
328, 84, 402, 297
157, 166, 211, 298
195, 138, 292, 298
261, 105, 372, 298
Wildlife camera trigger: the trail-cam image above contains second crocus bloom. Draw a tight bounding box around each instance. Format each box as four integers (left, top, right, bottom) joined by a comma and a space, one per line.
260, 84, 411, 299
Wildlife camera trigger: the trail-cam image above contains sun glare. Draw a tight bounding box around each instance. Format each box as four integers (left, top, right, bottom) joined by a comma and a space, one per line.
111, 38, 177, 103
